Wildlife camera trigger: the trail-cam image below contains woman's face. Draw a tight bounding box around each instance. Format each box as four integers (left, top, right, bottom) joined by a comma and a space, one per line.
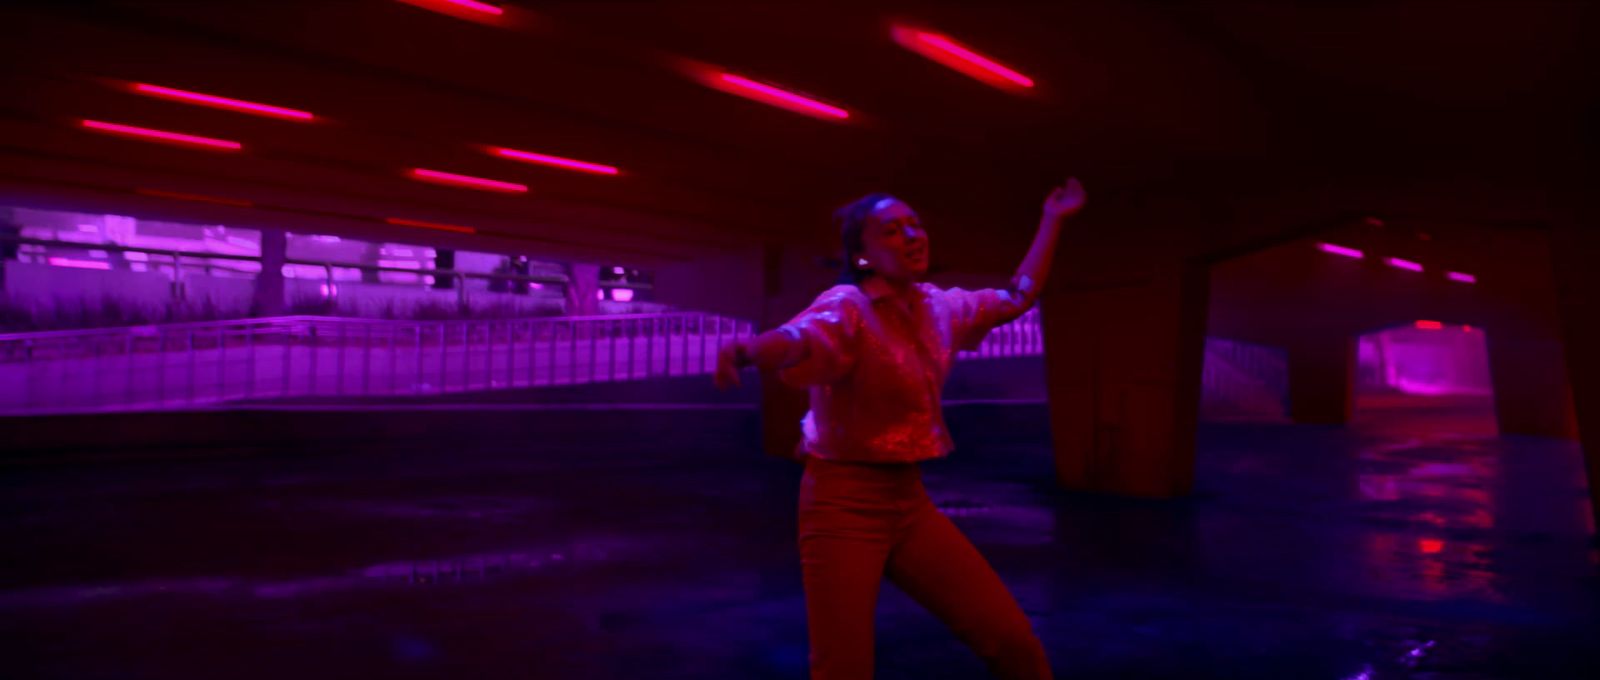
860, 198, 929, 282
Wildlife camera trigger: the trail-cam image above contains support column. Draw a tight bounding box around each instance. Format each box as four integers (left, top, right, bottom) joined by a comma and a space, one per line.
432, 249, 455, 290
759, 243, 830, 461
1286, 334, 1355, 425
1487, 326, 1577, 438
1549, 218, 1600, 531
360, 240, 382, 284
0, 208, 17, 294
1043, 263, 1210, 498
565, 262, 600, 316
252, 228, 286, 316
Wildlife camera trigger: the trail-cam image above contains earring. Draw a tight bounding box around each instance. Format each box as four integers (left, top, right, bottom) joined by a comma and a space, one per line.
857, 257, 869, 268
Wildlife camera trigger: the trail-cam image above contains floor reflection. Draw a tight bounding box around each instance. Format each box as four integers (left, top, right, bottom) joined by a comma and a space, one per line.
1357, 436, 1503, 602
0, 406, 1594, 679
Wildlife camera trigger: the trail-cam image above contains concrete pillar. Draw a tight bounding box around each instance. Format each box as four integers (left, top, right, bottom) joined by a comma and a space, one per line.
565, 262, 600, 316
0, 207, 19, 294
759, 243, 833, 461
1548, 218, 1600, 530
252, 228, 286, 316
0, 206, 16, 291
1042, 263, 1210, 498
1287, 334, 1355, 425
1487, 327, 1577, 438
432, 249, 455, 290
360, 240, 382, 284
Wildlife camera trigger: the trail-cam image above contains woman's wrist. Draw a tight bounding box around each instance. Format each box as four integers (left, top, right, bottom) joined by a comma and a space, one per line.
1011, 273, 1037, 296
733, 339, 753, 368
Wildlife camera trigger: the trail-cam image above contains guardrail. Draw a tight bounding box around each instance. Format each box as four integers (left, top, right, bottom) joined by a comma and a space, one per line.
959, 307, 1043, 361
0, 307, 1045, 415
0, 313, 749, 413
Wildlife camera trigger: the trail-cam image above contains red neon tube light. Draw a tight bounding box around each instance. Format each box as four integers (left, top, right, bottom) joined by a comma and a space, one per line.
902, 30, 1035, 88
132, 83, 314, 121
385, 217, 477, 234
1386, 257, 1424, 272
1316, 242, 1364, 259
715, 73, 849, 120
81, 119, 242, 150
135, 188, 253, 207
1414, 320, 1444, 330
409, 168, 527, 193
396, 0, 504, 19
489, 147, 619, 175
443, 0, 501, 14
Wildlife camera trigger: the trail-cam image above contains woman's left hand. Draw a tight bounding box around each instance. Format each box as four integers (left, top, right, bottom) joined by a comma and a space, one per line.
714, 340, 745, 390
1042, 177, 1087, 223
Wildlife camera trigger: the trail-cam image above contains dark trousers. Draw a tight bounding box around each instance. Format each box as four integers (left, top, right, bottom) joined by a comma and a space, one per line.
798, 456, 1053, 679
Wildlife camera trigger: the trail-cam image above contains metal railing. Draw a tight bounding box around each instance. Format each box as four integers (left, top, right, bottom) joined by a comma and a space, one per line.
1202, 337, 1289, 399
958, 307, 1043, 360
0, 306, 1046, 415
0, 313, 752, 414
1199, 337, 1290, 420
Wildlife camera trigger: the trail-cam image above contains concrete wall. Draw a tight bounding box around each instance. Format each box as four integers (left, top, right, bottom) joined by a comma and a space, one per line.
0, 261, 681, 323
651, 245, 764, 321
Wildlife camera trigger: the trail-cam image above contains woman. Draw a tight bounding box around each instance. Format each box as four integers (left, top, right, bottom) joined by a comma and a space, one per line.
715, 179, 1085, 679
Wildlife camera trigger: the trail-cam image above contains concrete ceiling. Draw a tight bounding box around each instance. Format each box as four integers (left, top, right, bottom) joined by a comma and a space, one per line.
1, 0, 1591, 269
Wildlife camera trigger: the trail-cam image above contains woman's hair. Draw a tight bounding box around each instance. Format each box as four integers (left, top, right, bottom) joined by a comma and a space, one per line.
833, 192, 898, 285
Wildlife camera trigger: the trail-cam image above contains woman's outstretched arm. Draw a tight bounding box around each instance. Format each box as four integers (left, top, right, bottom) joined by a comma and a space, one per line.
713, 328, 807, 389
1001, 178, 1087, 321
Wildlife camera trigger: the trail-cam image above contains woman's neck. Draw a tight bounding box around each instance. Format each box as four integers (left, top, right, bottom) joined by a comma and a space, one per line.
862, 274, 918, 301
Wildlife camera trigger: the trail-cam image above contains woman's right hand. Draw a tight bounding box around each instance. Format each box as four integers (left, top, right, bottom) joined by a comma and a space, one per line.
714, 339, 746, 390
1042, 177, 1087, 224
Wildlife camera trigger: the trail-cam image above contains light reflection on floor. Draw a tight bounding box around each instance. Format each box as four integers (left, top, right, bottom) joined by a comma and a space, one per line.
0, 403, 1594, 679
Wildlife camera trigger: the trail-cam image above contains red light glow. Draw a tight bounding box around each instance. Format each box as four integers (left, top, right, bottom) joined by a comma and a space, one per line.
48, 257, 111, 270
408, 168, 527, 193
1415, 320, 1444, 330
396, 0, 504, 18
442, 0, 501, 14
131, 83, 314, 121
1387, 257, 1424, 272
1418, 538, 1445, 554
385, 217, 477, 234
81, 119, 242, 150
489, 147, 619, 175
135, 188, 254, 207
891, 26, 1035, 90
1316, 242, 1365, 259
711, 73, 850, 121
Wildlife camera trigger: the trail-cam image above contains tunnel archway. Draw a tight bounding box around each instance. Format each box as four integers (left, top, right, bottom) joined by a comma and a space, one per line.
1352, 320, 1497, 438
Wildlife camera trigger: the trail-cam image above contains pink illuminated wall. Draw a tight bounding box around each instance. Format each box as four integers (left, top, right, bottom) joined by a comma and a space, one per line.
1357, 324, 1492, 396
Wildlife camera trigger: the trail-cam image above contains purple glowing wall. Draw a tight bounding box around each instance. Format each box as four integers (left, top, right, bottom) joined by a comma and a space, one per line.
1358, 324, 1492, 397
